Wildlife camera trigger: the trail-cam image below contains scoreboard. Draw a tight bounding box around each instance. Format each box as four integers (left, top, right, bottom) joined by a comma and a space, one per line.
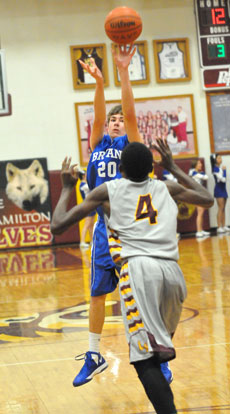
194, 0, 230, 89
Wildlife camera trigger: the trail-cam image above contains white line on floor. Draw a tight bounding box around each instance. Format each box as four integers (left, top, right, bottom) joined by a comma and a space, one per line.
0, 341, 229, 367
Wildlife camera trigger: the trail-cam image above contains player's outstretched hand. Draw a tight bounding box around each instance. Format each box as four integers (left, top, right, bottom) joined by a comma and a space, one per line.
61, 157, 79, 188
78, 58, 103, 81
152, 138, 175, 171
112, 44, 136, 71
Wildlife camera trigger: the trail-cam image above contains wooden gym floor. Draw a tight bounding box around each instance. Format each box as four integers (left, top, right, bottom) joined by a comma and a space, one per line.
0, 234, 230, 414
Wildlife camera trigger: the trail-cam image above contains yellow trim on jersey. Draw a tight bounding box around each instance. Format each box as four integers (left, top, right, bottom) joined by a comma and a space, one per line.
121, 262, 128, 272
120, 287, 132, 295
109, 235, 121, 244
109, 246, 121, 254
120, 274, 129, 282
113, 256, 121, 263
126, 310, 140, 320
129, 322, 144, 333
124, 298, 135, 307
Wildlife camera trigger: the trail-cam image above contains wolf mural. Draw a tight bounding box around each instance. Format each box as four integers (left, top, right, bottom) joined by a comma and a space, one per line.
5, 159, 49, 212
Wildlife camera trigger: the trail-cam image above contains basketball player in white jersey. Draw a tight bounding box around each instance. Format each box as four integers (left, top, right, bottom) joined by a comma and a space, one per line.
51, 139, 213, 414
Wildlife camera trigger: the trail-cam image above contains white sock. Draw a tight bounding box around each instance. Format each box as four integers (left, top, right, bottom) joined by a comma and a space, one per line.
89, 332, 101, 353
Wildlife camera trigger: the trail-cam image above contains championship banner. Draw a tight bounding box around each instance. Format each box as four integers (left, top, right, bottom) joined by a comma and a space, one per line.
0, 158, 53, 249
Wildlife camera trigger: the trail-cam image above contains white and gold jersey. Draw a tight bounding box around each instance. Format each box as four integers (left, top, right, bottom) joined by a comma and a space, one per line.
106, 177, 179, 262
158, 42, 186, 79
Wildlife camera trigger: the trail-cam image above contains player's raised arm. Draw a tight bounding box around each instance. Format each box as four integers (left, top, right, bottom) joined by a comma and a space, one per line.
79, 58, 106, 151
153, 139, 214, 208
112, 44, 142, 143
51, 158, 109, 235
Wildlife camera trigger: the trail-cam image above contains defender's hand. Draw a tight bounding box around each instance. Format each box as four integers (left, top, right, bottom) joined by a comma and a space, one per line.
152, 138, 175, 171
112, 44, 136, 71
79, 58, 103, 81
61, 157, 79, 188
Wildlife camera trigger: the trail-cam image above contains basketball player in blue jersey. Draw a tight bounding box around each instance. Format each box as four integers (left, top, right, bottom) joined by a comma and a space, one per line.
51, 139, 214, 414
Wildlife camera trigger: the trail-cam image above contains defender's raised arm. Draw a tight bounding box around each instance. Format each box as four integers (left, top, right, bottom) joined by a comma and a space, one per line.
153, 139, 214, 208
51, 157, 108, 235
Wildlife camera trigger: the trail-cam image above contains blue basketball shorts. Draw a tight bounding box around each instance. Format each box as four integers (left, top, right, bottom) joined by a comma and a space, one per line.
91, 218, 120, 297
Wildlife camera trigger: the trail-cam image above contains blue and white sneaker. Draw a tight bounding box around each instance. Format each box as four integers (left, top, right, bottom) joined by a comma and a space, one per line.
73, 351, 108, 387
160, 362, 173, 384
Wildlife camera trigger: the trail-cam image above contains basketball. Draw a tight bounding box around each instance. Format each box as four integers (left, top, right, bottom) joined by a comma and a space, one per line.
104, 6, 142, 44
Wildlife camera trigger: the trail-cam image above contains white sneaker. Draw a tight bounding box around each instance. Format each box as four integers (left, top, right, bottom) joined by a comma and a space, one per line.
196, 236, 209, 242
196, 231, 204, 238
202, 230, 210, 236
217, 227, 225, 234
223, 226, 230, 232
80, 242, 90, 248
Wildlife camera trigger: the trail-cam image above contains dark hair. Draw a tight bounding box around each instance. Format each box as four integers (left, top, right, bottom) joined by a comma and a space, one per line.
210, 153, 219, 171
120, 142, 153, 182
191, 159, 198, 169
107, 104, 123, 123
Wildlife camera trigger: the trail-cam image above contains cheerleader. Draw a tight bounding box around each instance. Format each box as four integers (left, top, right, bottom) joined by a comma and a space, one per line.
189, 159, 210, 238
210, 153, 229, 234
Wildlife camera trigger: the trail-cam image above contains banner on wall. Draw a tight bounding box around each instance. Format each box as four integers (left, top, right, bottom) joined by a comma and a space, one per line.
0, 158, 53, 249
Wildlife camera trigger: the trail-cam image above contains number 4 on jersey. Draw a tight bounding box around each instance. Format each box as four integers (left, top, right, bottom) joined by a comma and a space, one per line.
135, 194, 158, 224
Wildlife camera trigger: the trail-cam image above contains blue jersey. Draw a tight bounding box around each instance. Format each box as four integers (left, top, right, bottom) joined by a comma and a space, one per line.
87, 134, 129, 218
79, 181, 96, 217
86, 133, 129, 296
188, 169, 208, 186
213, 166, 228, 198
79, 182, 89, 200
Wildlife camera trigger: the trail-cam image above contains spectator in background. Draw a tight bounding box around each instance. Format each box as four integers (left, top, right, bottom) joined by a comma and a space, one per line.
210, 154, 229, 234
169, 110, 180, 141
177, 106, 188, 148
162, 111, 171, 129
162, 169, 178, 183
189, 159, 210, 238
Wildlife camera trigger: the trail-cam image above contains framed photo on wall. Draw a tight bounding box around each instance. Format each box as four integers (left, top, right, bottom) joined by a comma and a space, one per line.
153, 38, 191, 83
70, 43, 109, 89
75, 94, 198, 166
112, 41, 150, 86
0, 49, 10, 115
206, 91, 230, 155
